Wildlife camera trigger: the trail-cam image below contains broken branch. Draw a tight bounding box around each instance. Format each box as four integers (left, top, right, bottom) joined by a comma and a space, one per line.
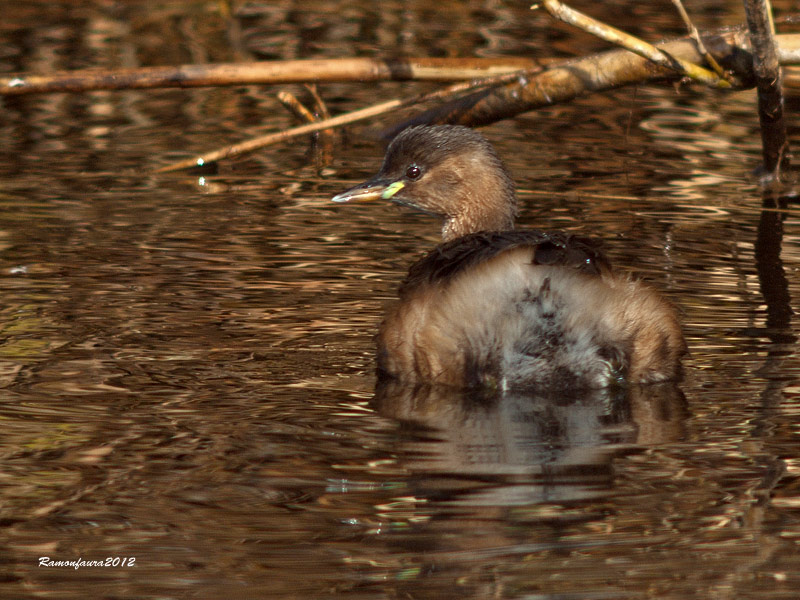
534, 0, 734, 88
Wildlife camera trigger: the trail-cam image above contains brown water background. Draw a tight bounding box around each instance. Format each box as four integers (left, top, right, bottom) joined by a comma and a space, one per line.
1, 1, 799, 598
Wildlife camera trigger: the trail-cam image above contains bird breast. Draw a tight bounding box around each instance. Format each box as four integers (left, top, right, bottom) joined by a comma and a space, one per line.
376, 246, 684, 389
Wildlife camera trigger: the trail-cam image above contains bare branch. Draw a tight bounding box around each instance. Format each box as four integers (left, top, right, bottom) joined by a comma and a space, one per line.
0, 57, 539, 96
155, 71, 526, 173
534, 0, 734, 88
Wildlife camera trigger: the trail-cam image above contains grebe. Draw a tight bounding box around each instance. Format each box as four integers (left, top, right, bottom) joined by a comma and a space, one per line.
333, 125, 685, 390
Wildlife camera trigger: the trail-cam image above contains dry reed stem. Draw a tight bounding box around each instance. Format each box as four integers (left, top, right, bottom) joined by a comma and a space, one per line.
534, 0, 732, 88
670, 0, 728, 79
155, 71, 527, 173
0, 57, 539, 96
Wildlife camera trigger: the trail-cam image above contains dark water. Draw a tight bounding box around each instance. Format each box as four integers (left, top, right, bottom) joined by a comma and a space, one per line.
1, 1, 800, 598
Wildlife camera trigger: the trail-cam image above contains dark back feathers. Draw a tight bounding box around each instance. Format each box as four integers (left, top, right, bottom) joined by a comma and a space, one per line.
400, 230, 610, 295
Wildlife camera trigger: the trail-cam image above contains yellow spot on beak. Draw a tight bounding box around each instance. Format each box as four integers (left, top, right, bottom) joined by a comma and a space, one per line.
381, 181, 405, 200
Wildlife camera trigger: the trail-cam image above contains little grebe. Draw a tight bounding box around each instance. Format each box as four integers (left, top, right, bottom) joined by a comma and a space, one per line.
332, 125, 685, 390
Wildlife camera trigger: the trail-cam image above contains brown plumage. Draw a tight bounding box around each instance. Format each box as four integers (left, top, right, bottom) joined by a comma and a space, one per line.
333, 125, 685, 390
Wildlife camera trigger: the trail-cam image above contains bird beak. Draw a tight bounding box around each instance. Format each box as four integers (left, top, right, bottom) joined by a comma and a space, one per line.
332, 178, 405, 203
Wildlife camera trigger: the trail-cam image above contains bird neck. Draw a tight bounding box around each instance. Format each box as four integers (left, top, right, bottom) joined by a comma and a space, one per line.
440, 185, 518, 242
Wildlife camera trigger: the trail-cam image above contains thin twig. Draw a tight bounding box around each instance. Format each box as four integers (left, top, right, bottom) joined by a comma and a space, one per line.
305, 84, 330, 120
277, 90, 317, 123
305, 84, 335, 167
296, 84, 336, 169
533, 0, 733, 88
156, 98, 402, 172
155, 70, 528, 173
670, 0, 727, 78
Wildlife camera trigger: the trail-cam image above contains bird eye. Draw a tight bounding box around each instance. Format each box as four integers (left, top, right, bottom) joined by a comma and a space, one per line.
405, 164, 422, 180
